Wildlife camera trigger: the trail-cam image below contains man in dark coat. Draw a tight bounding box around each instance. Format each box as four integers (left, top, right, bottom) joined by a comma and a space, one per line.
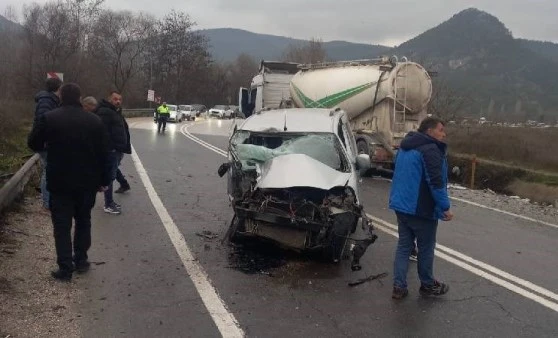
33, 77, 62, 210
28, 83, 110, 281
389, 116, 454, 299
94, 91, 130, 214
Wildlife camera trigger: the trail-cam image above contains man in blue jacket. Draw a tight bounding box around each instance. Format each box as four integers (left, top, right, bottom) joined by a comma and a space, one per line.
389, 116, 453, 299
34, 78, 62, 210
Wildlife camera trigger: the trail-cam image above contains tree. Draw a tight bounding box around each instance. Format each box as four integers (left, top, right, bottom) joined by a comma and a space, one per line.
428, 77, 472, 121
282, 37, 327, 64
89, 10, 155, 93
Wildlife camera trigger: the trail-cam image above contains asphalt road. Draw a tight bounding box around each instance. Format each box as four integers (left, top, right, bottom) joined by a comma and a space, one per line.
78, 117, 558, 337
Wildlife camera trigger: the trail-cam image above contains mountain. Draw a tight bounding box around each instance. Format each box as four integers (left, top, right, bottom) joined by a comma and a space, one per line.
391, 8, 558, 119
518, 39, 558, 62
0, 14, 22, 32
199, 28, 390, 62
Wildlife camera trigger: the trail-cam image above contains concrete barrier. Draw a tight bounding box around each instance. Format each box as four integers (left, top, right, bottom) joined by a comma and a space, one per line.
0, 153, 40, 213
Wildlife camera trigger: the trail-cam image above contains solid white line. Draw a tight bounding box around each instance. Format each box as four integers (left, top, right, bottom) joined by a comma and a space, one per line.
370, 177, 558, 229
130, 146, 244, 338
374, 222, 558, 312
450, 196, 558, 229
369, 214, 558, 305
177, 121, 558, 313
181, 124, 228, 156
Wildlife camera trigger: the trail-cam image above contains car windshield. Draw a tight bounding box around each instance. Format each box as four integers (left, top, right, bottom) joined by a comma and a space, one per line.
230, 131, 350, 172
179, 105, 191, 111
213, 105, 228, 110
168, 105, 177, 111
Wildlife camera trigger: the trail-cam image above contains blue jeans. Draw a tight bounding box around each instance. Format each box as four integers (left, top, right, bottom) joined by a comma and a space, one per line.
104, 151, 123, 207
39, 151, 49, 209
393, 212, 438, 289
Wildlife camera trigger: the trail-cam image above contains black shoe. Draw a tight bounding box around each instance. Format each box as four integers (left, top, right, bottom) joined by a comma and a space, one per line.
75, 261, 90, 273
392, 286, 408, 300
114, 185, 130, 194
420, 280, 449, 297
51, 269, 72, 281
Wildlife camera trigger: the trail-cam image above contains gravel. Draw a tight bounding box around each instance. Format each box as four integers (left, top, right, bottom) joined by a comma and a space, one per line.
0, 197, 81, 338
448, 184, 558, 226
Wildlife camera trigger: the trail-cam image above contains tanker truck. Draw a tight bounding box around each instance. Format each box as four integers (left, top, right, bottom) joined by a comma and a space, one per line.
238, 56, 433, 172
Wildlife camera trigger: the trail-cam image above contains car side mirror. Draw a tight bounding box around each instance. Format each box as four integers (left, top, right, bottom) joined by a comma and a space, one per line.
356, 154, 371, 171
217, 163, 231, 177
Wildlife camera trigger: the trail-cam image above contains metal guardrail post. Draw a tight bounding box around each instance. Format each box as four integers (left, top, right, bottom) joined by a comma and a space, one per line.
0, 153, 40, 214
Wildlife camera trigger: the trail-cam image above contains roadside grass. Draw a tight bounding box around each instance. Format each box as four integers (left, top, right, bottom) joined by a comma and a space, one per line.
0, 100, 34, 179
447, 125, 558, 173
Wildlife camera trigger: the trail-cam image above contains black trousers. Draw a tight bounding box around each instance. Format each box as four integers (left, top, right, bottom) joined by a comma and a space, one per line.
157, 115, 169, 132
50, 190, 97, 271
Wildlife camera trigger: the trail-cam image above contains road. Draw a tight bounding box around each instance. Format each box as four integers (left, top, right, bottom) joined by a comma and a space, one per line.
77, 117, 558, 337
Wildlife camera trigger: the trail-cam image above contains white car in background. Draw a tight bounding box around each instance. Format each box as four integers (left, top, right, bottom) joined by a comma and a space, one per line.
209, 105, 229, 119
178, 105, 194, 121
153, 104, 182, 123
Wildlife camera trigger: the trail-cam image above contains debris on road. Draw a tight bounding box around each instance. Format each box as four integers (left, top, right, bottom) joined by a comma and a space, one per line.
196, 230, 219, 240
348, 272, 388, 287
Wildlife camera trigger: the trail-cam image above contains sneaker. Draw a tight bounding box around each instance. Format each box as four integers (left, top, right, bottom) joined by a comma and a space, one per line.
114, 185, 130, 194
51, 269, 72, 281
104, 204, 121, 214
420, 280, 450, 297
75, 261, 90, 274
392, 286, 409, 300
113, 202, 122, 210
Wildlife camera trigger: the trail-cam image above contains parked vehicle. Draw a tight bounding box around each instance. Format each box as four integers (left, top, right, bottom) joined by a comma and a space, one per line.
191, 104, 207, 117
218, 108, 377, 265
209, 105, 229, 119
178, 105, 194, 121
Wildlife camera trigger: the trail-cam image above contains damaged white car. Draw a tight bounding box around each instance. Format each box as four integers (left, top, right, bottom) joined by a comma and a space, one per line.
218, 108, 377, 268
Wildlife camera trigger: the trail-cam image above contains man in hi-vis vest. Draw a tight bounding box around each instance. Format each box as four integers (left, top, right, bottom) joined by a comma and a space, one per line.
156, 102, 170, 133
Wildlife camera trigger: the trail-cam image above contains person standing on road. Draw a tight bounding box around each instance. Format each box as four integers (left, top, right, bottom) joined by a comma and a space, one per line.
389, 116, 453, 299
156, 102, 170, 133
33, 78, 62, 210
94, 91, 130, 214
84, 96, 131, 194
28, 83, 110, 281
81, 96, 98, 113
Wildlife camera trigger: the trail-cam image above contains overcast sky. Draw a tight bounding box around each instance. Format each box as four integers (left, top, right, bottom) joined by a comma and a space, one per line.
3, 0, 557, 46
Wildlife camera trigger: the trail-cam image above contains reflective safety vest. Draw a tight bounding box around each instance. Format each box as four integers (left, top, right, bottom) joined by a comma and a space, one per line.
157, 105, 170, 115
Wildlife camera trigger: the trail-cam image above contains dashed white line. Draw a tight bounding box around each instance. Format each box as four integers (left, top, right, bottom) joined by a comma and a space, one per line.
130, 145, 244, 338
179, 121, 558, 314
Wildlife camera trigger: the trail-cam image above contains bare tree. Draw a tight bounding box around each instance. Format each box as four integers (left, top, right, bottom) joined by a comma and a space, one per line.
89, 10, 155, 93
282, 37, 327, 64
428, 77, 472, 121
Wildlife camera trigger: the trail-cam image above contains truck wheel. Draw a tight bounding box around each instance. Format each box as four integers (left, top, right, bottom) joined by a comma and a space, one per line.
356, 139, 370, 155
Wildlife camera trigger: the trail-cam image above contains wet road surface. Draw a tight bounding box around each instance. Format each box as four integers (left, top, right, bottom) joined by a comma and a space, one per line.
78, 117, 558, 337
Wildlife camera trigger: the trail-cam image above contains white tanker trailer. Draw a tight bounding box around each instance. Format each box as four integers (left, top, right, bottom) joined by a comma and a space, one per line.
238, 57, 433, 171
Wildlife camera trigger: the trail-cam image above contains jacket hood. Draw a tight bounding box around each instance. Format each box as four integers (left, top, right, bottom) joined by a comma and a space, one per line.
400, 131, 447, 152
34, 91, 59, 104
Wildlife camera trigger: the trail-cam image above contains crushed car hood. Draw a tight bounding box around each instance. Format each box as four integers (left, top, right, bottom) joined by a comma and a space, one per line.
256, 154, 353, 190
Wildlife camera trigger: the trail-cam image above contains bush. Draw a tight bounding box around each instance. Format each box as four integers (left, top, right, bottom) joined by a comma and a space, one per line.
0, 100, 34, 176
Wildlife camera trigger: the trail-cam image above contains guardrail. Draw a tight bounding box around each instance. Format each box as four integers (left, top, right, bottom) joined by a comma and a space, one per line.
122, 108, 154, 118
0, 153, 40, 214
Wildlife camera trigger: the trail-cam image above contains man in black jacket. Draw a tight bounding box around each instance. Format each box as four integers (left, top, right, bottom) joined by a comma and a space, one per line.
95, 91, 130, 214
34, 78, 62, 210
28, 83, 110, 281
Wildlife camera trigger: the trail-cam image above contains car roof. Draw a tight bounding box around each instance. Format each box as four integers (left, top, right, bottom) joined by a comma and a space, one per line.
238, 108, 344, 134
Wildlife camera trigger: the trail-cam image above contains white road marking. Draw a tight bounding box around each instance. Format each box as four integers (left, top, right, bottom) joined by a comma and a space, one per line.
373, 222, 558, 312
369, 174, 558, 230
130, 145, 244, 338
449, 196, 558, 229
369, 215, 558, 304
178, 121, 558, 313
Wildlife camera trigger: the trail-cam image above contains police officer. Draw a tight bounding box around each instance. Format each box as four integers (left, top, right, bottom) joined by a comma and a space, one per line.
156, 102, 170, 133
